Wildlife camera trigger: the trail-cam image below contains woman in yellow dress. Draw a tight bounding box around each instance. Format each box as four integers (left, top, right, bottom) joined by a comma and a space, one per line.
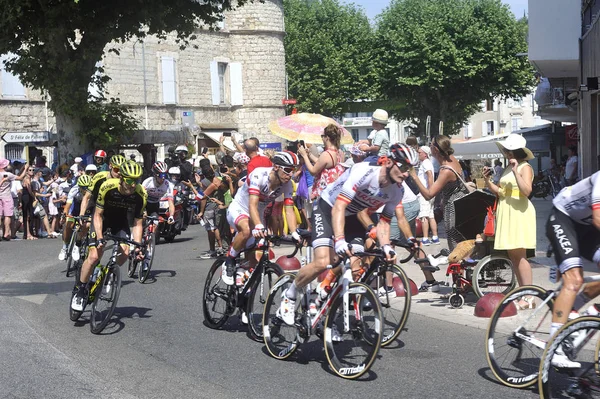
484, 134, 536, 309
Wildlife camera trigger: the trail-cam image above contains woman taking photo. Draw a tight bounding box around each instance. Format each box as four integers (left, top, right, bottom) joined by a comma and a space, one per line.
408, 135, 471, 292
483, 134, 536, 308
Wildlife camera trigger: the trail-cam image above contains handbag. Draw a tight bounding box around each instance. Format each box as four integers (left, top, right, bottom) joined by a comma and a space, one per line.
440, 165, 476, 193
483, 200, 497, 237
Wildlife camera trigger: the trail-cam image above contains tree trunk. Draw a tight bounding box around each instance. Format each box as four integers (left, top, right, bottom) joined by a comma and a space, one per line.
56, 112, 88, 164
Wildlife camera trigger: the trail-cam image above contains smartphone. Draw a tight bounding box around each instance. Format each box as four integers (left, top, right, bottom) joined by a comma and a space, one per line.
201, 147, 208, 155
219, 165, 228, 173
483, 167, 493, 177
223, 132, 232, 137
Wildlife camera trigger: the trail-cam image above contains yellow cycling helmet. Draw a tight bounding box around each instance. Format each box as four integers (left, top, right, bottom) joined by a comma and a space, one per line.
119, 160, 143, 179
77, 174, 92, 187
109, 154, 126, 168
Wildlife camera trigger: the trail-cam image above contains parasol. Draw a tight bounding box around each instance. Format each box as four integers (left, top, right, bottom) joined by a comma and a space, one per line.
453, 190, 497, 239
268, 113, 354, 145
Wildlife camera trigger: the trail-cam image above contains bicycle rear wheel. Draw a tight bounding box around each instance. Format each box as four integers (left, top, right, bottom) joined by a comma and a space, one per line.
127, 254, 138, 278
139, 232, 156, 283
65, 232, 77, 277
472, 255, 516, 298
324, 282, 383, 379
539, 316, 600, 399
263, 273, 299, 360
363, 265, 411, 347
485, 285, 554, 388
90, 265, 121, 334
202, 258, 234, 329
246, 262, 283, 342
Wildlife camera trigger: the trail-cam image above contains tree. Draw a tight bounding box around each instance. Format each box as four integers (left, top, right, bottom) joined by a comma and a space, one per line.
0, 0, 246, 160
284, 0, 375, 117
374, 0, 535, 136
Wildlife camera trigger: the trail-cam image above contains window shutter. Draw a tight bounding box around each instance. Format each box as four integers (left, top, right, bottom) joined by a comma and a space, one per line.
1, 54, 26, 98
161, 57, 177, 104
210, 61, 220, 105
481, 101, 486, 112
492, 99, 498, 111
481, 121, 487, 136
230, 62, 243, 106
467, 123, 473, 138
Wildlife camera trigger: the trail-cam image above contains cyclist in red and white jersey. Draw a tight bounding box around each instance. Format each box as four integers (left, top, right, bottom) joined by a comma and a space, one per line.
142, 161, 175, 223
222, 151, 302, 286
278, 144, 419, 325
546, 171, 600, 367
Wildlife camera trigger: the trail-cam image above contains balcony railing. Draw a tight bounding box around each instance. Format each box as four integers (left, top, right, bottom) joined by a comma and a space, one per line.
342, 117, 372, 126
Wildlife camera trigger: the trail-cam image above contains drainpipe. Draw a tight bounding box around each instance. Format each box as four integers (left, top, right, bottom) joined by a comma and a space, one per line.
142, 41, 149, 130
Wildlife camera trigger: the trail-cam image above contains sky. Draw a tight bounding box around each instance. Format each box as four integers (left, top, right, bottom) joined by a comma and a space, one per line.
341, 0, 528, 21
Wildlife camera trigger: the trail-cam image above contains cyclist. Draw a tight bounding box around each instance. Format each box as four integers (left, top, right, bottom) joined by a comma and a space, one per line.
79, 154, 126, 217
546, 171, 600, 368
142, 161, 175, 223
71, 161, 147, 311
94, 150, 109, 172
278, 144, 419, 326
58, 174, 92, 261
223, 151, 301, 286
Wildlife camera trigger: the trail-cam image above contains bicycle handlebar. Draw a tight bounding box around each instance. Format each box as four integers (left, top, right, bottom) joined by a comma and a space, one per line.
104, 233, 143, 248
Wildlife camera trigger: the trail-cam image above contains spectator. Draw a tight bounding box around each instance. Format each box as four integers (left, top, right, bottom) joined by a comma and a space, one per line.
493, 159, 503, 185
21, 165, 37, 239
417, 146, 439, 245
70, 157, 83, 176
484, 134, 536, 307
358, 109, 390, 158
174, 145, 194, 183
196, 167, 225, 259
48, 182, 61, 235
232, 152, 250, 184
9, 165, 23, 239
235, 137, 272, 174
0, 159, 28, 240
564, 146, 579, 185
31, 168, 58, 238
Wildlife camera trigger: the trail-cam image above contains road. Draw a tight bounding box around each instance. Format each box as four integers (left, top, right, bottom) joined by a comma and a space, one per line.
0, 226, 540, 399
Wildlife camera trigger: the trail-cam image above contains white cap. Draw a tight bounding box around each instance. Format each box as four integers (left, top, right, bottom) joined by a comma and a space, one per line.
74, 157, 83, 163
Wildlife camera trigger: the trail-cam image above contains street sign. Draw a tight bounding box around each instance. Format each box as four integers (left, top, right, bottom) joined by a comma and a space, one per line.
2, 131, 49, 143
282, 99, 297, 105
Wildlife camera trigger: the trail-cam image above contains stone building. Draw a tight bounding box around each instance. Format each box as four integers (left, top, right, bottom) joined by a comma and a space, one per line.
0, 0, 286, 163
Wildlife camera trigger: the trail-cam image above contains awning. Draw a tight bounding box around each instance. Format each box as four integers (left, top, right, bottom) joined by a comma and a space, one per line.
130, 130, 190, 145
200, 132, 244, 152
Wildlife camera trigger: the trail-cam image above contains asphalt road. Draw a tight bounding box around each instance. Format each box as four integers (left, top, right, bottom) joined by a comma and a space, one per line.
0, 226, 540, 399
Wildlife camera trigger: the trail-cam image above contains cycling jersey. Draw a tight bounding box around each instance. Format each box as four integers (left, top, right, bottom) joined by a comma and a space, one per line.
553, 171, 600, 225
66, 186, 85, 205
142, 177, 174, 203
322, 162, 404, 222
96, 178, 147, 221
86, 170, 111, 201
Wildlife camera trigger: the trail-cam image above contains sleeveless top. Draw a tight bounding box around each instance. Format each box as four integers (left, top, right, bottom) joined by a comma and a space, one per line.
311, 149, 345, 200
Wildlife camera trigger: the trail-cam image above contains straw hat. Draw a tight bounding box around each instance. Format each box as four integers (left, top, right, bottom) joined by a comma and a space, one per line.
495, 134, 534, 161
372, 109, 389, 124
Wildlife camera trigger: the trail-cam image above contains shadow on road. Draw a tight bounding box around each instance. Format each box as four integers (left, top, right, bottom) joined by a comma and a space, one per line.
0, 280, 74, 297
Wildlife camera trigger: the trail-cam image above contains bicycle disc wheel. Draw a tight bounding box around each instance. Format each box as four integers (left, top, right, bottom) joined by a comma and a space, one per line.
472, 255, 517, 298
263, 273, 299, 360
139, 232, 156, 283
324, 282, 383, 379
485, 285, 554, 388
364, 265, 411, 347
90, 265, 121, 334
539, 316, 600, 399
246, 262, 283, 342
202, 259, 233, 329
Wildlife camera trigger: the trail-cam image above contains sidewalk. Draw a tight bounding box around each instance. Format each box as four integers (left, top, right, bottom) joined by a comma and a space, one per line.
270, 198, 599, 332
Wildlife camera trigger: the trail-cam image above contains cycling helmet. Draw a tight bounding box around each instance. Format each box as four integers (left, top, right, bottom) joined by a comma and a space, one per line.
272, 151, 299, 167
109, 154, 126, 168
77, 174, 92, 187
389, 143, 419, 167
152, 161, 168, 175
85, 164, 97, 172
94, 150, 107, 158
119, 160, 143, 179
168, 166, 181, 175
175, 145, 188, 154
233, 152, 250, 165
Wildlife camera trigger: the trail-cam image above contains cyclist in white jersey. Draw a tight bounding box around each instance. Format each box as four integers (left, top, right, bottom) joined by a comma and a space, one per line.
546, 171, 600, 368
278, 144, 419, 325
222, 151, 302, 286
142, 161, 174, 223
58, 174, 92, 261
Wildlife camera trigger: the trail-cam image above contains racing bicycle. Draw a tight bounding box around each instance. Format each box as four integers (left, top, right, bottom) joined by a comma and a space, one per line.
65, 215, 91, 278
127, 215, 160, 283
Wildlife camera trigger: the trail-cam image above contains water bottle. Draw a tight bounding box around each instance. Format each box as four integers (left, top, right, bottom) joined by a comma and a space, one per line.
235, 268, 245, 287
91, 265, 102, 283
314, 285, 331, 309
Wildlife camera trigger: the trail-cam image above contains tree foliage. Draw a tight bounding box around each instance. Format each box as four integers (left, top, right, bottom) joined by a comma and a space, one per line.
0, 0, 245, 155
374, 0, 536, 136
283, 0, 374, 117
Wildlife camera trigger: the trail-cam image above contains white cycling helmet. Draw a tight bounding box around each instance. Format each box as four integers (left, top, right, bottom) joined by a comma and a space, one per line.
175, 145, 188, 153
85, 164, 97, 172
168, 166, 181, 175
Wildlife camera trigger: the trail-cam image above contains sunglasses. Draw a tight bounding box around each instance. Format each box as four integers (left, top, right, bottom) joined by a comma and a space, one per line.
280, 166, 296, 175
112, 167, 120, 174
122, 177, 137, 186
28, 169, 34, 172
86, 171, 96, 176
395, 163, 411, 173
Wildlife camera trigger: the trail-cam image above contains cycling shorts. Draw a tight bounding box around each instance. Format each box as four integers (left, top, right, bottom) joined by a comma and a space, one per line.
227, 201, 266, 230
146, 202, 160, 217
311, 198, 365, 249
546, 207, 600, 273
88, 220, 130, 248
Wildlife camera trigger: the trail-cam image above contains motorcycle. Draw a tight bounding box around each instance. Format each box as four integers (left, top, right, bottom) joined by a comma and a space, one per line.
531, 169, 561, 199
156, 192, 184, 243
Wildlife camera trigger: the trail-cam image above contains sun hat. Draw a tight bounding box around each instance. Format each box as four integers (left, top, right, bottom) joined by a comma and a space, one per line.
495, 134, 534, 161
419, 146, 432, 158
349, 144, 366, 157
372, 109, 389, 125
0, 158, 9, 169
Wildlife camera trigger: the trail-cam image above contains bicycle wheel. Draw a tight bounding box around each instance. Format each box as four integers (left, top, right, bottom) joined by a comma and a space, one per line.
139, 232, 156, 283
202, 258, 234, 329
324, 282, 383, 379
246, 262, 283, 342
472, 255, 517, 298
65, 232, 77, 277
485, 285, 554, 388
90, 265, 122, 334
69, 288, 84, 321
127, 254, 138, 278
539, 316, 600, 398
363, 265, 411, 347
263, 273, 299, 360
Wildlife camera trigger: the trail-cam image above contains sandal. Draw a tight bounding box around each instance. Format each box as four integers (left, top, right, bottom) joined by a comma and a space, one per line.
515, 296, 536, 310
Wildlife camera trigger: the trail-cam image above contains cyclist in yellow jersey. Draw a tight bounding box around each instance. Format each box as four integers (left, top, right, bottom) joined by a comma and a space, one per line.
79, 154, 126, 217
71, 161, 147, 311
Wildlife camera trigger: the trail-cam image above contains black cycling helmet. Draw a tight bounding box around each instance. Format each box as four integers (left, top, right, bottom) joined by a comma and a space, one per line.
389, 143, 419, 167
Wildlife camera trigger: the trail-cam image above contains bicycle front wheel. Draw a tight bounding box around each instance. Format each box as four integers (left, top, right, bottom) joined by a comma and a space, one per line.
472, 255, 516, 298
363, 265, 411, 347
246, 262, 283, 342
202, 258, 234, 329
139, 232, 156, 283
90, 265, 122, 334
485, 285, 554, 388
324, 282, 383, 379
263, 273, 299, 360
539, 316, 600, 399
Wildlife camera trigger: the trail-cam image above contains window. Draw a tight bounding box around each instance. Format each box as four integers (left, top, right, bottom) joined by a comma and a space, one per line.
1, 54, 26, 99
210, 60, 243, 106
161, 57, 177, 104
482, 121, 494, 136
4, 144, 24, 160
351, 129, 359, 141
218, 63, 226, 104
464, 123, 473, 138
511, 117, 522, 132
486, 99, 494, 111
